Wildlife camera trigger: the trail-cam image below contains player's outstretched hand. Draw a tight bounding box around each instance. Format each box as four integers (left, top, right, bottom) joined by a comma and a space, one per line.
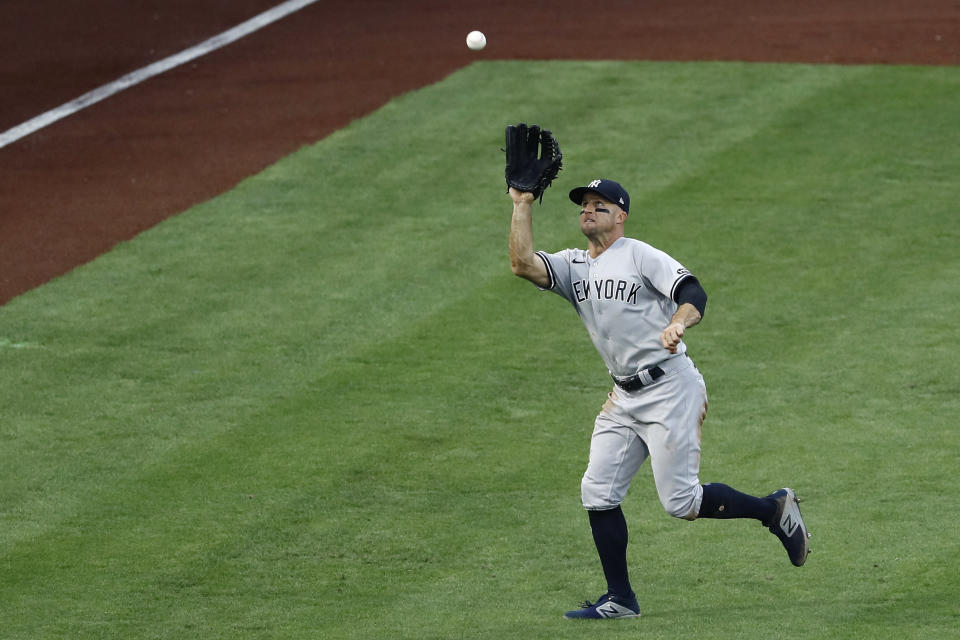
660, 322, 685, 354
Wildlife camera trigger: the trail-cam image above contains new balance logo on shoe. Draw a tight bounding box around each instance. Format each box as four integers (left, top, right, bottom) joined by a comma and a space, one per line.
596, 603, 622, 618
781, 512, 799, 536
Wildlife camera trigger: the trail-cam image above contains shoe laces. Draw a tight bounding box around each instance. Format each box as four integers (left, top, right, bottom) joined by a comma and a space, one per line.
580, 592, 613, 608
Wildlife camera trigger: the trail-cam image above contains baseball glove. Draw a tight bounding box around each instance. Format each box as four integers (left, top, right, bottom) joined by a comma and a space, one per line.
504, 123, 562, 202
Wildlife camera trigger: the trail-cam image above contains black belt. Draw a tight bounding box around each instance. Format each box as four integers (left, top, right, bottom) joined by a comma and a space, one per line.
612, 365, 665, 392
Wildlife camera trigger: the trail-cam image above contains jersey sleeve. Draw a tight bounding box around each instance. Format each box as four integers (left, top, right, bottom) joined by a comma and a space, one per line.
534, 249, 576, 302
635, 243, 695, 300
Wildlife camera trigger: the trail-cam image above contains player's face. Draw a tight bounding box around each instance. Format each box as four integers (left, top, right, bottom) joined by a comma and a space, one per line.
579, 193, 622, 235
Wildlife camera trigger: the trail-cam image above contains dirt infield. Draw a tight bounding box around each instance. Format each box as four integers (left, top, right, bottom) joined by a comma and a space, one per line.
1, 1, 957, 305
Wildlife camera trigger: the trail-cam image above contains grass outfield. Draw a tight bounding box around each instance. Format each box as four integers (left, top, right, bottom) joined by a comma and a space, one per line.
1, 60, 958, 639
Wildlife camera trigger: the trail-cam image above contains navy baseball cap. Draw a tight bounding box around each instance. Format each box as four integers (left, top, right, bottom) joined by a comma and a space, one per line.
569, 179, 630, 213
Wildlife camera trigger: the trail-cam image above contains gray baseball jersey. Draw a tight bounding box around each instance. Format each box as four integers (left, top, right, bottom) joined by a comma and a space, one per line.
535, 236, 694, 378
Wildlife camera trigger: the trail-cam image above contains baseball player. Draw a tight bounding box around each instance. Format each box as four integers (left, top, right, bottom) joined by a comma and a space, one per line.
508, 179, 810, 620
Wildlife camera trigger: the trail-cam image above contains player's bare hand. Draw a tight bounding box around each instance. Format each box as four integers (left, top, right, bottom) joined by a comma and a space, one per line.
509, 187, 535, 204
660, 322, 685, 354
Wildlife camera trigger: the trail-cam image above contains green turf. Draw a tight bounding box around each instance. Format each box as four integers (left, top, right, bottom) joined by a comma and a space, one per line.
1, 60, 958, 639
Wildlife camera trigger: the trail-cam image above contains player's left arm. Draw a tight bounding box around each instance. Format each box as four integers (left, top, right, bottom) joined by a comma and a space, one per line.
661, 277, 707, 354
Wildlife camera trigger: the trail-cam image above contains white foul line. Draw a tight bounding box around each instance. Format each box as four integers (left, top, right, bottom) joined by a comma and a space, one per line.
0, 0, 319, 150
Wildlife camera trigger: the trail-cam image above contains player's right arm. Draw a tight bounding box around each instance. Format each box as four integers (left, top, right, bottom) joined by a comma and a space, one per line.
508, 187, 551, 288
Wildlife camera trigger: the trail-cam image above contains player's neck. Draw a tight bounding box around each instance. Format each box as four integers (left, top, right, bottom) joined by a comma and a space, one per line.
587, 230, 624, 258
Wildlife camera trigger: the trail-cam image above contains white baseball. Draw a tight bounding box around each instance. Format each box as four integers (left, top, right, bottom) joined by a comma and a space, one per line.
466, 30, 486, 51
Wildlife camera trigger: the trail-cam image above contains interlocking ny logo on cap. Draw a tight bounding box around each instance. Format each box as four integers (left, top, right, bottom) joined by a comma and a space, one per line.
587, 179, 625, 205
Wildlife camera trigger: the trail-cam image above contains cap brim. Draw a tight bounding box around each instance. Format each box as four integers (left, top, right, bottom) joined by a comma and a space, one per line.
569, 185, 628, 212
568, 186, 591, 207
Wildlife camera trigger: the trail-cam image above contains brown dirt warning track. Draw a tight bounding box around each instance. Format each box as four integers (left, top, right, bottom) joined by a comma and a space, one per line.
1, 0, 958, 306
